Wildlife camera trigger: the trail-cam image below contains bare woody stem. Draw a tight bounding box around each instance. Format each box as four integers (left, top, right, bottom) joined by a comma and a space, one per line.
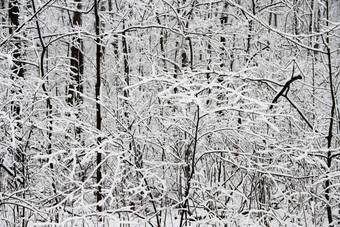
94, 0, 102, 215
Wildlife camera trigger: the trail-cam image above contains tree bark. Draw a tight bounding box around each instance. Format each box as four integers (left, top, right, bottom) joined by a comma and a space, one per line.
68, 0, 84, 108
324, 2, 335, 226
94, 0, 103, 216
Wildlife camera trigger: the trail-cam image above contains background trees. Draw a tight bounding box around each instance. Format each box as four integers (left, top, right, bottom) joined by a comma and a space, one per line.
0, 0, 339, 226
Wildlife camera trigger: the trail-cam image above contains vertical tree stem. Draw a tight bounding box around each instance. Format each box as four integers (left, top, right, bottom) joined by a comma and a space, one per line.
325, 1, 335, 226
94, 0, 102, 215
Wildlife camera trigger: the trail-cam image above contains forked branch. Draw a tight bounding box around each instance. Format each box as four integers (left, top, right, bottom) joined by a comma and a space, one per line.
269, 75, 302, 109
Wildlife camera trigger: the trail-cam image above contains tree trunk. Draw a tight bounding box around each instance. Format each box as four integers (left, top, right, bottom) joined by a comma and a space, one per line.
94, 0, 103, 216
68, 0, 84, 108
324, 2, 335, 226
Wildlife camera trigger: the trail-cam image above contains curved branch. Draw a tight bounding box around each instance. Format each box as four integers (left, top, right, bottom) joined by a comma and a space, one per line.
269, 75, 302, 109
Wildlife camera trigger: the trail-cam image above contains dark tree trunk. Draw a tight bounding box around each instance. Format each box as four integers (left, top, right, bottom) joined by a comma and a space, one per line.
8, 1, 26, 224
9, 0, 24, 78
324, 1, 334, 226
122, 21, 129, 99
9, 0, 24, 115
68, 0, 84, 107
94, 0, 103, 216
